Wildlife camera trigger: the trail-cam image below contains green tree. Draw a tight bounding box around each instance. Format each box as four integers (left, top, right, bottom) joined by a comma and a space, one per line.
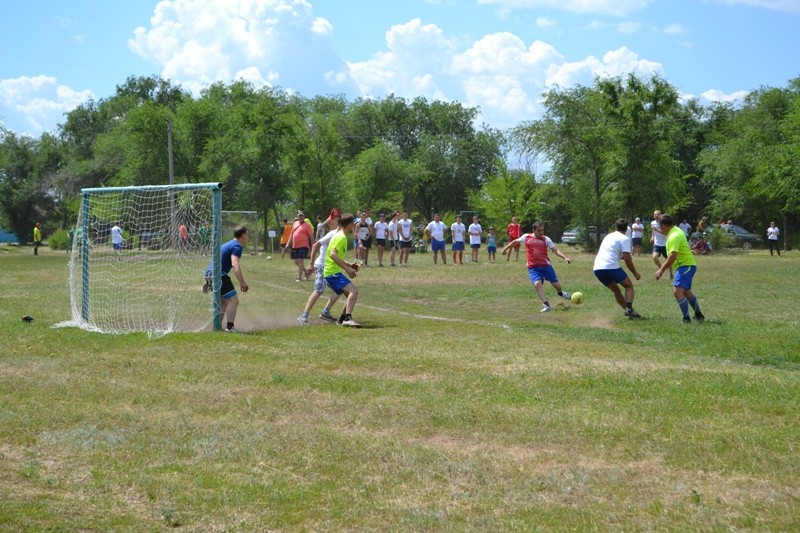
468, 162, 539, 232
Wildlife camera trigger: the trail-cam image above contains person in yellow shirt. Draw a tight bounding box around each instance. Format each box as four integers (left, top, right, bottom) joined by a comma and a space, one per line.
323, 213, 360, 327
33, 222, 42, 256
655, 214, 705, 324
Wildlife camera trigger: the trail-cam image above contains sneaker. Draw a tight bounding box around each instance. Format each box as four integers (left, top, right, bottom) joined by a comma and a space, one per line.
298, 316, 309, 326
341, 318, 362, 327
694, 312, 705, 323
682, 316, 692, 324
319, 312, 336, 322
625, 308, 642, 319
202, 280, 209, 293
225, 327, 238, 333
295, 277, 301, 282
561, 291, 572, 300
540, 305, 552, 313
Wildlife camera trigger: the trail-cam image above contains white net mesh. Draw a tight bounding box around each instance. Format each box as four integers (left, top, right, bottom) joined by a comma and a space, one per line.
61, 184, 221, 336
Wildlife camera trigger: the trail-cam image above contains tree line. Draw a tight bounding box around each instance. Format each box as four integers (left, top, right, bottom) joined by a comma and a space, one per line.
1, 73, 798, 249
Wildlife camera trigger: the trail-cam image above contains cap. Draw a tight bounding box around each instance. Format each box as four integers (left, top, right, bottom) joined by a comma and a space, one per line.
297, 211, 304, 217
379, 213, 385, 217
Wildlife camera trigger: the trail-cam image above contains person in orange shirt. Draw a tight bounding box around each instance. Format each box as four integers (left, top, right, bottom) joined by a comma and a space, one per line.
284, 211, 314, 281
279, 218, 292, 259
505, 216, 522, 261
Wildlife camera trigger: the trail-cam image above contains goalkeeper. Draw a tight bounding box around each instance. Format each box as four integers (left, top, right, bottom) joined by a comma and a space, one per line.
204, 225, 250, 332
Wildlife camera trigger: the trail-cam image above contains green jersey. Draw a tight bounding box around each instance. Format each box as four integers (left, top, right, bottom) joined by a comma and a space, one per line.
323, 230, 348, 277
666, 226, 696, 268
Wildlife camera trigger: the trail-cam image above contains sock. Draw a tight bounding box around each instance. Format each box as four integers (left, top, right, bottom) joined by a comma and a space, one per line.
557, 291, 563, 296
543, 301, 550, 307
688, 296, 701, 314
344, 313, 352, 321
227, 321, 234, 330
626, 302, 633, 310
323, 306, 330, 315
301, 311, 309, 319
678, 298, 690, 318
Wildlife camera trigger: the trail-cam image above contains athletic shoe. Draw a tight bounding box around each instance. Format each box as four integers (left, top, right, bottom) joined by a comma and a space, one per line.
225, 327, 238, 333
624, 308, 642, 319
540, 305, 552, 313
319, 311, 336, 322
561, 291, 572, 300
694, 312, 705, 323
201, 280, 209, 293
295, 277, 301, 282
682, 316, 692, 324
298, 316, 309, 326
341, 318, 361, 327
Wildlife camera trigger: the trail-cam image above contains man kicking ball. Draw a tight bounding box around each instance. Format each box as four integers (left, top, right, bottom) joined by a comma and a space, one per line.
501, 222, 572, 313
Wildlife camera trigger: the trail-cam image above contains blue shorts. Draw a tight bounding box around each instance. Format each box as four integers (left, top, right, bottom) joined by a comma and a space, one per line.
452, 241, 465, 251
594, 268, 628, 287
674, 265, 696, 290
488, 246, 497, 253
471, 243, 481, 249
113, 242, 123, 251
325, 273, 352, 295
529, 265, 558, 284
431, 239, 445, 252
632, 237, 643, 246
653, 245, 667, 258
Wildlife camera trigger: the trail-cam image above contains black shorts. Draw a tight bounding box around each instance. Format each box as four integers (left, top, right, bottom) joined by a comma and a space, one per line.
653, 244, 667, 258
220, 274, 236, 298
291, 247, 309, 259
359, 238, 372, 249
375, 238, 386, 247
399, 240, 413, 249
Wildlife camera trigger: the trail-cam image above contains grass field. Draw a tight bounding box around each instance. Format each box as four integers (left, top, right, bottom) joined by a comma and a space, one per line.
1, 244, 799, 531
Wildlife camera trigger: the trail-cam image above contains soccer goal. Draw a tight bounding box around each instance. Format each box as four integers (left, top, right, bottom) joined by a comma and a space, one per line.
61, 183, 225, 335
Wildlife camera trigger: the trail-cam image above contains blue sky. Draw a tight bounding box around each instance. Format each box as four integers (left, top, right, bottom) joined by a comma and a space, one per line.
1, 0, 799, 137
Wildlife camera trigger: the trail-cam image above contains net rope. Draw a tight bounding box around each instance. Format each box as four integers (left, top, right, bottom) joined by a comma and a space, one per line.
61, 186, 219, 336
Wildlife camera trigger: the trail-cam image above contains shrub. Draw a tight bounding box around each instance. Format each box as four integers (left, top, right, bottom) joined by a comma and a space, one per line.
48, 228, 70, 250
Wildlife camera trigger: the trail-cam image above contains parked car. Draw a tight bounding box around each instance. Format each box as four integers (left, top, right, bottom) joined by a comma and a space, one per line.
720, 224, 763, 249
560, 226, 606, 245
691, 224, 763, 250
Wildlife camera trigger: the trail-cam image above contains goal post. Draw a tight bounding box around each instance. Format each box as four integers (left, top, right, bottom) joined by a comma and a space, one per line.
61, 182, 225, 335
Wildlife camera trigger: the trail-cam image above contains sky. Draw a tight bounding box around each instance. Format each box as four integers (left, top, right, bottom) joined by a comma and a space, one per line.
1, 0, 799, 137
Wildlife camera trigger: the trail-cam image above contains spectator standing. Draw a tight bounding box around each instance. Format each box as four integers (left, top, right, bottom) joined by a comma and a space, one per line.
285, 211, 313, 282
450, 214, 466, 265
650, 210, 673, 280
373, 213, 388, 267
424, 213, 448, 265
33, 222, 42, 255
468, 216, 483, 263
387, 212, 399, 266
505, 216, 522, 261
767, 221, 781, 256
398, 211, 414, 267
630, 218, 645, 256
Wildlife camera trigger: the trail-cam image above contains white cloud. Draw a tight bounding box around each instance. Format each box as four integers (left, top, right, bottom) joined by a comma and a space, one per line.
476, 0, 653, 17
714, 0, 800, 13
700, 88, 749, 103
536, 16, 557, 27
617, 21, 642, 34
129, 0, 348, 94
660, 23, 686, 35
0, 75, 94, 133
545, 47, 663, 87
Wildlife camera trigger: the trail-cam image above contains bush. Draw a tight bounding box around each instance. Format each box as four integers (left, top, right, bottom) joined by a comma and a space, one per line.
706, 225, 733, 251
48, 228, 70, 250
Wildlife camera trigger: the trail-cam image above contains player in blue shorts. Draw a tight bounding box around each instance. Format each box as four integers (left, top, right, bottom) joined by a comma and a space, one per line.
323, 214, 361, 326
593, 219, 642, 319
655, 214, 705, 324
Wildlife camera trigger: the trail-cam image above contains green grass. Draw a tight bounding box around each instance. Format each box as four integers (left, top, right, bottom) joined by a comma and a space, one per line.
1, 245, 799, 531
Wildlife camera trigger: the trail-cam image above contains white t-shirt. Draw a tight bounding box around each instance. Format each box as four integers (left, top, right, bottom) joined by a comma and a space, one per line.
111, 225, 123, 245
387, 220, 398, 240
767, 226, 780, 240
398, 218, 414, 242
593, 231, 633, 271
374, 220, 388, 239
357, 220, 371, 240
316, 222, 327, 241
450, 222, 465, 243
651, 220, 667, 247
679, 222, 692, 236
426, 221, 447, 241
631, 222, 644, 239
468, 223, 482, 245
314, 230, 336, 269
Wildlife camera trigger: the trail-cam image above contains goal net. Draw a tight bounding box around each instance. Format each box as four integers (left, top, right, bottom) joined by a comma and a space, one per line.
61, 183, 224, 335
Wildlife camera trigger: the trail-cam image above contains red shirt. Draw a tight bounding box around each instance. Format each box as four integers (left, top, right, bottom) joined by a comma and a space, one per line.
507, 223, 522, 240
524, 234, 553, 268
291, 220, 313, 249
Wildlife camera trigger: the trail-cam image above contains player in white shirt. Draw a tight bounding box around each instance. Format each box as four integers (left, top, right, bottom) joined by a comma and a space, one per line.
593, 218, 643, 319
397, 210, 414, 266
386, 212, 399, 266
373, 213, 389, 266
468, 215, 483, 263
767, 221, 781, 256
450, 215, 466, 265
630, 217, 645, 256
424, 213, 448, 265
110, 222, 124, 258
650, 210, 672, 279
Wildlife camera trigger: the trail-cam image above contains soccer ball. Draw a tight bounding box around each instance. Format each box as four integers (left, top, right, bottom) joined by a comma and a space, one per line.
266, 256, 273, 260
571, 291, 584, 304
